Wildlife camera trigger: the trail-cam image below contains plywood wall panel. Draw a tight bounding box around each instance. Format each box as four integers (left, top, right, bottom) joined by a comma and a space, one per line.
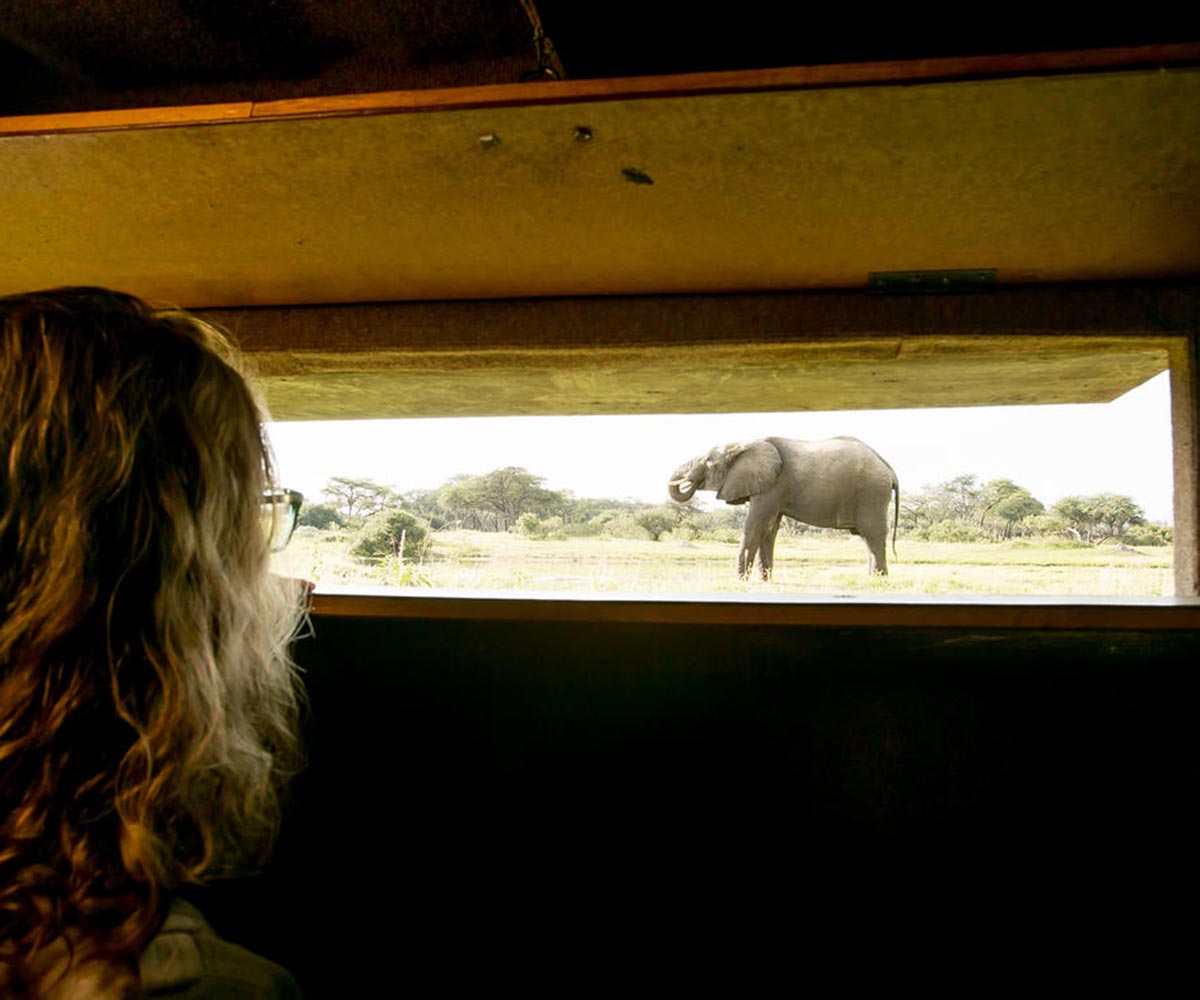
3, 66, 1198, 306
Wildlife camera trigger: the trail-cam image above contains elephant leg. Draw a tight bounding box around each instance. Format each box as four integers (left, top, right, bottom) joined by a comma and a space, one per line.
759, 515, 783, 580
737, 536, 758, 579
738, 501, 777, 580
864, 528, 888, 576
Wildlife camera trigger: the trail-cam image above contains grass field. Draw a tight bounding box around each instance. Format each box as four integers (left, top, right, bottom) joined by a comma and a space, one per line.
271, 527, 1175, 596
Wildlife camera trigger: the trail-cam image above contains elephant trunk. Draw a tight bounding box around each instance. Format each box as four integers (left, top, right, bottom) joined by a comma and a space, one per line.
668, 459, 704, 503
668, 479, 698, 503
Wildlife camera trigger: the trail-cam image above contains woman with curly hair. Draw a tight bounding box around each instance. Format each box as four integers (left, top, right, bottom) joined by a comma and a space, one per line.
0, 288, 307, 998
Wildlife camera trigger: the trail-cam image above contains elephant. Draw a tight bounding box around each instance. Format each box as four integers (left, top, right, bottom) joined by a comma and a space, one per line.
668, 436, 899, 579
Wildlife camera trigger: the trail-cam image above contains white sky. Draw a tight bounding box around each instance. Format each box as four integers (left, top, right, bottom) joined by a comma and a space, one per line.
267, 370, 1175, 523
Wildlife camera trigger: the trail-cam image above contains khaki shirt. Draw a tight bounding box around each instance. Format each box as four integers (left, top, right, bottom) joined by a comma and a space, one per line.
140, 899, 301, 999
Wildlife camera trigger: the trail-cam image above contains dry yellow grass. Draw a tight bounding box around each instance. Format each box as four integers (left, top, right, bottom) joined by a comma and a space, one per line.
271, 528, 1174, 597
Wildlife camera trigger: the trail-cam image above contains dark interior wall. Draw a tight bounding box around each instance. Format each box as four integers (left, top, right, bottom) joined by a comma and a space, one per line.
0, 1, 545, 114
191, 612, 1200, 990
6, 2, 1196, 116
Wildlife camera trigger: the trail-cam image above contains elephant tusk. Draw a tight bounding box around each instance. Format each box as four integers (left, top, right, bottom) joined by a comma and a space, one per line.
672, 479, 693, 492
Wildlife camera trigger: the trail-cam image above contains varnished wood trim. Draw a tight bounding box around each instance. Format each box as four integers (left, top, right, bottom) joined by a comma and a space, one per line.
2, 44, 1197, 137
249, 44, 1200, 120
1171, 334, 1200, 595
0, 101, 255, 136
308, 591, 1200, 630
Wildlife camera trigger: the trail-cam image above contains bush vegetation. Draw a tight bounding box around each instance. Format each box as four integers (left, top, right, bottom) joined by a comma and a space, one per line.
351, 509, 431, 561
295, 468, 1170, 571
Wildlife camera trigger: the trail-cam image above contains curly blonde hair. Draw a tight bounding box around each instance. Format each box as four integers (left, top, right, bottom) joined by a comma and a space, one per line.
0, 289, 305, 997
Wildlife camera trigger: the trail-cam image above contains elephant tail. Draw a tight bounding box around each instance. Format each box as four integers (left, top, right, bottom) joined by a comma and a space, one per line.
892, 476, 900, 558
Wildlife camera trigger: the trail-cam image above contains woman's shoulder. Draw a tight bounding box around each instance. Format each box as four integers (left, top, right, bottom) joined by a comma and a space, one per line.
140, 898, 301, 999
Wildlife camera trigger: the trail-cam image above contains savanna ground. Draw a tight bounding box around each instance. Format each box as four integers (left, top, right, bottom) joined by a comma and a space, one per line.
271, 527, 1175, 597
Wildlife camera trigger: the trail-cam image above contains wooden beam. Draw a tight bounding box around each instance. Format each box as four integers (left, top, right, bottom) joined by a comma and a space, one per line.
1171, 333, 1200, 595
308, 591, 1200, 630
2, 43, 1197, 137
208, 283, 1200, 353
234, 339, 1169, 419
206, 284, 1189, 419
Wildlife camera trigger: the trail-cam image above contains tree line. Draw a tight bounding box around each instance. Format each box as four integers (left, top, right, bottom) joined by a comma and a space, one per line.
899, 474, 1168, 545
297, 468, 1170, 560
298, 469, 747, 559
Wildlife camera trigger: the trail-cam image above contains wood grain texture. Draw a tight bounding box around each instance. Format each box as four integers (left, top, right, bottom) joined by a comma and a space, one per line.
209, 283, 1200, 352
1171, 334, 1200, 595
244, 339, 1170, 419
206, 286, 1190, 418
3, 62, 1198, 306
307, 591, 1200, 629
0, 102, 255, 135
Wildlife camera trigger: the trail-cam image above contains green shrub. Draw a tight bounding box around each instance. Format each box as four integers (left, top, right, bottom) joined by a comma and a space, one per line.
377, 555, 433, 587
1122, 524, 1171, 547
696, 528, 741, 545
1037, 536, 1092, 549
352, 509, 430, 561
602, 514, 652, 540
911, 519, 988, 543
297, 503, 344, 530
516, 513, 567, 540
633, 507, 675, 541
516, 512, 542, 537
563, 521, 604, 537
1020, 512, 1069, 538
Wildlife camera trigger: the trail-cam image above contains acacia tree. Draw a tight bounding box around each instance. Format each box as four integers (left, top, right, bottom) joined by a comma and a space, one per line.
901, 474, 986, 530
397, 487, 447, 529
634, 505, 676, 541
436, 475, 486, 529
322, 477, 399, 526
1052, 494, 1145, 542
1090, 493, 1146, 540
1051, 496, 1092, 540
941, 474, 986, 522
671, 499, 706, 538
979, 479, 1044, 538
438, 467, 567, 531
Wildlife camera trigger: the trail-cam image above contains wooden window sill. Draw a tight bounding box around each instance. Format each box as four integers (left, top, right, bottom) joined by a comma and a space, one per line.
308, 588, 1200, 630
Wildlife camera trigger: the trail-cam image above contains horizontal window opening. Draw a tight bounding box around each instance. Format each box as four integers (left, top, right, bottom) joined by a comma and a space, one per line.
267, 369, 1175, 600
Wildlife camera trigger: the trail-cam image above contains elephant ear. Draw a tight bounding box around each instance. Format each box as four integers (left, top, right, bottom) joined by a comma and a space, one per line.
717, 440, 783, 503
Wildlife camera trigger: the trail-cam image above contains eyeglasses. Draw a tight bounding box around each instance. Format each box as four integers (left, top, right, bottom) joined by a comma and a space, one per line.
261, 488, 303, 552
